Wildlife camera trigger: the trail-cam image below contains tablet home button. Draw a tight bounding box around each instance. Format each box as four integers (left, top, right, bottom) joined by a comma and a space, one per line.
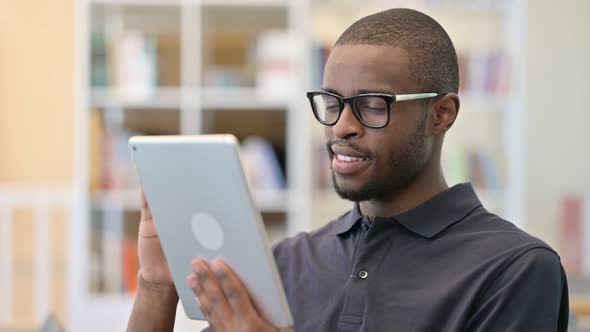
191, 212, 224, 251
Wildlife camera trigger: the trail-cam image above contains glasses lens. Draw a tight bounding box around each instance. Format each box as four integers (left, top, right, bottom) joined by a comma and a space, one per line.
354, 96, 389, 127
312, 94, 341, 124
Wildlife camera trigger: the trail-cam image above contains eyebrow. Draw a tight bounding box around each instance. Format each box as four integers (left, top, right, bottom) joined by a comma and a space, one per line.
321, 87, 394, 96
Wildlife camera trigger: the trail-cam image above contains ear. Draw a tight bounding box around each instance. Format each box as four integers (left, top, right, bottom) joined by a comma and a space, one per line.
430, 93, 460, 135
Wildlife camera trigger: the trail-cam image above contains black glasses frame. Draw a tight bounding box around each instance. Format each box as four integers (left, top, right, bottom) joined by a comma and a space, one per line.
306, 90, 442, 129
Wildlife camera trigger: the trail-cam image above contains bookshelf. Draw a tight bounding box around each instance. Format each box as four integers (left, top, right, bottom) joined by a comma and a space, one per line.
71, 0, 527, 331
72, 0, 311, 331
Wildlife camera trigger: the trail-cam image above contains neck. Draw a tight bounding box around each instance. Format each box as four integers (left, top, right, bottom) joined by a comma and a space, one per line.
359, 161, 448, 218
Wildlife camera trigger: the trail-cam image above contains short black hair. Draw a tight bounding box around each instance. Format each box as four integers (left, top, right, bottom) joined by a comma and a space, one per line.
335, 8, 459, 94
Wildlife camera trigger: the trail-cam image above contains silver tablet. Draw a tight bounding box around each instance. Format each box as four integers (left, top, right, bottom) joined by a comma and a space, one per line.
129, 134, 293, 328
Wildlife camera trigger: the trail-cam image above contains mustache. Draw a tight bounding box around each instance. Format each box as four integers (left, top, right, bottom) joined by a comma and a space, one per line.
326, 140, 373, 157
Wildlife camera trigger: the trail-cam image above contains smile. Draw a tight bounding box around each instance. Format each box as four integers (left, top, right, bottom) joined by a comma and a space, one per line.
332, 154, 371, 175
336, 154, 370, 162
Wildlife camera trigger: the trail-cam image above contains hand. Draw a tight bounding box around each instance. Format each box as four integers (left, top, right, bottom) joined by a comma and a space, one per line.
187, 258, 293, 332
137, 189, 173, 286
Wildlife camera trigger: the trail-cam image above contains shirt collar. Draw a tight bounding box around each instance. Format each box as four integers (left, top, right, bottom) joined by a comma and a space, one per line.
331, 183, 482, 238
390, 182, 483, 238
329, 202, 364, 236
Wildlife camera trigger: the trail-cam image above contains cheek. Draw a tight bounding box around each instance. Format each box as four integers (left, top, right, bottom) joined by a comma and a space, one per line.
370, 124, 416, 164
367, 134, 397, 164
376, 120, 411, 149
323, 126, 333, 141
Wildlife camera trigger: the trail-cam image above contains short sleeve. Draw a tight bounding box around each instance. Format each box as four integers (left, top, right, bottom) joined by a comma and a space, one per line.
465, 248, 569, 332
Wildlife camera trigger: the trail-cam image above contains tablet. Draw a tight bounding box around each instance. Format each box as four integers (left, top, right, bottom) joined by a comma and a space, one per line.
129, 134, 293, 328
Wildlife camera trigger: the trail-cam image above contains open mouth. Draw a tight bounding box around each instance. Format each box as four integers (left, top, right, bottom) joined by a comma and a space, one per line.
330, 145, 372, 176
335, 154, 370, 162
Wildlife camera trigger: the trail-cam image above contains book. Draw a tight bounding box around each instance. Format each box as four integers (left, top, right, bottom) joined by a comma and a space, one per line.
89, 110, 104, 191
310, 44, 332, 89
90, 31, 109, 87
121, 237, 138, 294
255, 30, 295, 102
560, 195, 584, 276
155, 34, 181, 86
95, 110, 141, 191
112, 30, 158, 101
240, 136, 286, 191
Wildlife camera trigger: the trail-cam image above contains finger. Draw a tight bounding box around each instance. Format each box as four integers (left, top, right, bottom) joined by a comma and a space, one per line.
187, 274, 214, 323
139, 188, 159, 238
191, 260, 232, 330
138, 207, 157, 239
191, 259, 234, 325
193, 291, 226, 330
140, 188, 152, 221
187, 274, 203, 294
188, 271, 220, 328
140, 187, 148, 208
212, 259, 259, 319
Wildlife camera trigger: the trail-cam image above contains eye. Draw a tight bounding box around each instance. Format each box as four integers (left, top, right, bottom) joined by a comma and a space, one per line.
356, 96, 388, 113
325, 102, 340, 112
314, 95, 340, 113
363, 105, 387, 112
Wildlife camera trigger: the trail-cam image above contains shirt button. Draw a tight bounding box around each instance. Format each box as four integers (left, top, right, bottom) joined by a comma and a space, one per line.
358, 270, 368, 279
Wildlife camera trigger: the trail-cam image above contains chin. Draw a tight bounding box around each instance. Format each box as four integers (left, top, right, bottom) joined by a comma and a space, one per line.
332, 176, 374, 202
332, 170, 414, 202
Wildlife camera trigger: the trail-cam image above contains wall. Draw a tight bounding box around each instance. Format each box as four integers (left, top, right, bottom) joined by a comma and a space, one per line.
0, 0, 74, 329
0, 0, 74, 184
525, 0, 590, 247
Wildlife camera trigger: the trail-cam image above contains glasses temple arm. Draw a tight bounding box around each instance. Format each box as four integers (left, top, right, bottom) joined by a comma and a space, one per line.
395, 93, 439, 101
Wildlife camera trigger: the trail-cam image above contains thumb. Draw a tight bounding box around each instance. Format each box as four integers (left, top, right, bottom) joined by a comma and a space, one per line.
139, 189, 158, 238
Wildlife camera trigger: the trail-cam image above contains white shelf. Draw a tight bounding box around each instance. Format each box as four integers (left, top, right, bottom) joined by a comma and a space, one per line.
90, 0, 289, 6
250, 188, 289, 212
90, 87, 292, 110
91, 87, 182, 109
91, 188, 289, 213
91, 189, 141, 210
201, 0, 290, 7
89, 0, 193, 6
201, 87, 290, 110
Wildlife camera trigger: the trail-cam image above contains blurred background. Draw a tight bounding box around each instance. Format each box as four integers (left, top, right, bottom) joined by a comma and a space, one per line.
0, 0, 589, 331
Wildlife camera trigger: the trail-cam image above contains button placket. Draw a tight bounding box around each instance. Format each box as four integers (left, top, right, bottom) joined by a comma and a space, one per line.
339, 219, 398, 331
358, 270, 368, 279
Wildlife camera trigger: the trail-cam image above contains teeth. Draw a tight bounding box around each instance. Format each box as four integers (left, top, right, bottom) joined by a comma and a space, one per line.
336, 154, 368, 162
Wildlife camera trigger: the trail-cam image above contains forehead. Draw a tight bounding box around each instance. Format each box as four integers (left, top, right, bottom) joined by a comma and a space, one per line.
322, 45, 414, 96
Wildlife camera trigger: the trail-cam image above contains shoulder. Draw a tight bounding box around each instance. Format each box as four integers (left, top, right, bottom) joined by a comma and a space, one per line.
452, 206, 558, 257
479, 246, 566, 310
430, 206, 565, 288
446, 208, 567, 324
508, 246, 562, 276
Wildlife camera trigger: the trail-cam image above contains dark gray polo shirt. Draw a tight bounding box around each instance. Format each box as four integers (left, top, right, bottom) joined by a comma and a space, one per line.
273, 183, 569, 332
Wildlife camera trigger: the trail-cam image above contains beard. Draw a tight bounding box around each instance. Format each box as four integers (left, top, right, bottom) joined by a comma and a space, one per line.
332, 116, 428, 202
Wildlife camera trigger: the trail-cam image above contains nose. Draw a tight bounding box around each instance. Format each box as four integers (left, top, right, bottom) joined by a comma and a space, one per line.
331, 103, 364, 140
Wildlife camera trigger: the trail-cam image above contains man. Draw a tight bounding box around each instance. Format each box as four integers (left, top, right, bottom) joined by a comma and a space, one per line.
128, 8, 569, 332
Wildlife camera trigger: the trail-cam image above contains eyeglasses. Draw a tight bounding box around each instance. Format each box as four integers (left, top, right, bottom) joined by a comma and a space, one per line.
306, 90, 443, 128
